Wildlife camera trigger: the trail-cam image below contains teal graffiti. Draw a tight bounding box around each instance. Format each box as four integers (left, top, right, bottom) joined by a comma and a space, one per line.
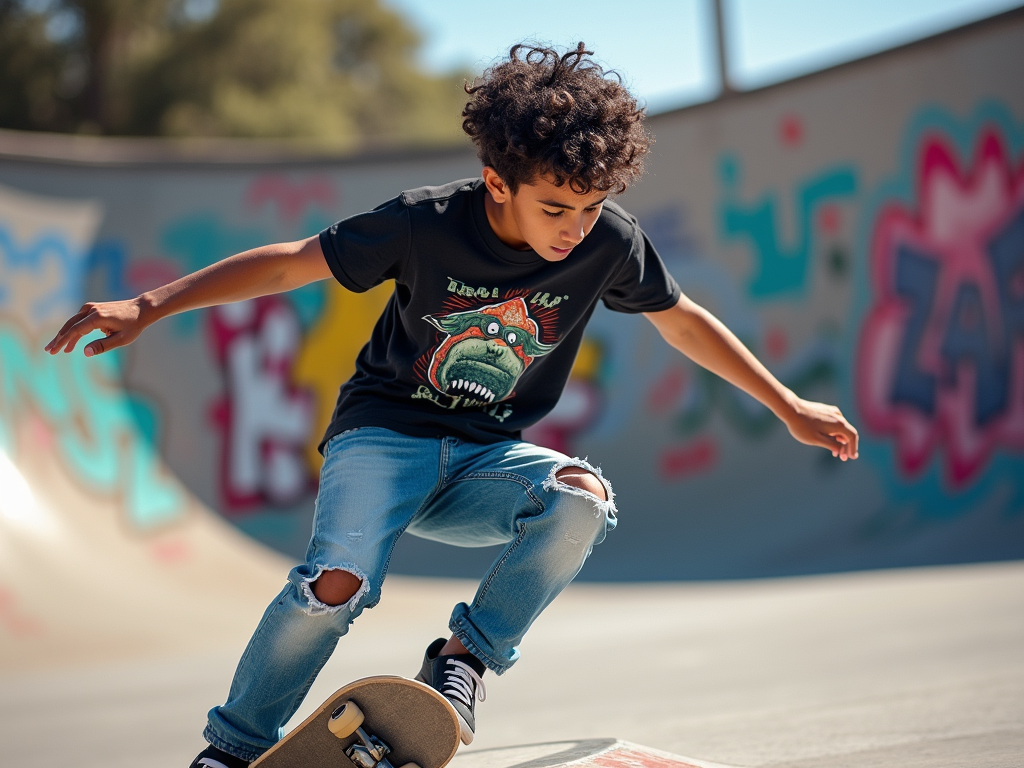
161, 214, 269, 335
719, 155, 857, 298
0, 323, 185, 528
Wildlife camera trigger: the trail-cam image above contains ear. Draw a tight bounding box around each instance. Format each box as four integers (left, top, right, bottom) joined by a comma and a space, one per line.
482, 167, 511, 204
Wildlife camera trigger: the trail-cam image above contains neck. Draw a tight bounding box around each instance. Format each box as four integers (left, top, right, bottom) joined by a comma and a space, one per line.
484, 192, 529, 250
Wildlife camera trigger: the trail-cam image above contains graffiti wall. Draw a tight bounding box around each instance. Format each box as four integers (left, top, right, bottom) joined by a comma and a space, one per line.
1, 11, 1021, 579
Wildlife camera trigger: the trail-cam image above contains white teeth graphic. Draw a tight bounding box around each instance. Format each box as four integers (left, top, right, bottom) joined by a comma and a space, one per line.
447, 380, 499, 402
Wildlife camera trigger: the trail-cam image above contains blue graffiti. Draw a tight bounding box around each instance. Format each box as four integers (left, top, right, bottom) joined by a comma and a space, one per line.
849, 100, 1024, 518
87, 239, 134, 301
719, 155, 857, 299
0, 227, 89, 321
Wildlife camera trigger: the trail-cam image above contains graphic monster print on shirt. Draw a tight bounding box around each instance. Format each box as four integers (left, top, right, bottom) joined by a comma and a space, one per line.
421, 296, 557, 405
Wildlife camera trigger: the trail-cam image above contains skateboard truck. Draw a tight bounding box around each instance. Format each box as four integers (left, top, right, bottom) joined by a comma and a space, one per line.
329, 701, 420, 768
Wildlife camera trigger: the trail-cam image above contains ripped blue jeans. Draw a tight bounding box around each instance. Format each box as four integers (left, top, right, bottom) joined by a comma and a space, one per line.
205, 427, 617, 761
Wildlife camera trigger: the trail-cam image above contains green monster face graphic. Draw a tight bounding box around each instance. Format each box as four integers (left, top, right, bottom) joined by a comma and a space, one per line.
423, 297, 556, 402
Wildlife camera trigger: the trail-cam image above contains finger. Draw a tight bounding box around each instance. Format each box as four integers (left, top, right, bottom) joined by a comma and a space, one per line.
830, 425, 859, 460
46, 309, 92, 352
84, 331, 128, 357
815, 431, 848, 459
59, 317, 101, 354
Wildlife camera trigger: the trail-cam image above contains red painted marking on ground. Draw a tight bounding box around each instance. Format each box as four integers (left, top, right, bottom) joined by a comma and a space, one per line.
780, 114, 803, 147
583, 747, 704, 768
0, 585, 44, 637
659, 437, 718, 480
647, 366, 688, 413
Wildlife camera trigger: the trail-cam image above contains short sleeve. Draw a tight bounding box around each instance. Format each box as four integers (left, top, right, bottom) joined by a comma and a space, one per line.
601, 228, 681, 313
318, 197, 410, 292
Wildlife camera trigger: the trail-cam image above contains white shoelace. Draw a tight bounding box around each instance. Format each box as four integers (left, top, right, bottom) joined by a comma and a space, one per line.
198, 760, 232, 768
442, 658, 486, 708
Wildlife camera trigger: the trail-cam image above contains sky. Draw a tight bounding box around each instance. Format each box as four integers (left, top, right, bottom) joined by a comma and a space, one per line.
383, 0, 1023, 114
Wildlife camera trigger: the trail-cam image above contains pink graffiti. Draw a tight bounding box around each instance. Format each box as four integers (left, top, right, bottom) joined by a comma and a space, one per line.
857, 128, 1024, 488
126, 259, 180, 294
659, 437, 718, 481
647, 365, 688, 414
208, 297, 315, 512
246, 174, 338, 223
523, 380, 601, 455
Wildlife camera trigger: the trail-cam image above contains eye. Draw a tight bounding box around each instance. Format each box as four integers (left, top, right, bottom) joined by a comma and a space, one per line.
542, 209, 563, 218
486, 321, 500, 336
506, 331, 518, 345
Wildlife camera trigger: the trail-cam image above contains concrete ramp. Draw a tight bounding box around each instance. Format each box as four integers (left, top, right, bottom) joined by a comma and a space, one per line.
0, 182, 288, 673
454, 741, 739, 768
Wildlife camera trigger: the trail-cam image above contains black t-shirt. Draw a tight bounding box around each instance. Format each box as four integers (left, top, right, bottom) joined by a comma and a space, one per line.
317, 178, 680, 448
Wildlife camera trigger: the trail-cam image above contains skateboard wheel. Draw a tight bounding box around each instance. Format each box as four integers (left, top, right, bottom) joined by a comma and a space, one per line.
397, 763, 421, 768
328, 701, 364, 737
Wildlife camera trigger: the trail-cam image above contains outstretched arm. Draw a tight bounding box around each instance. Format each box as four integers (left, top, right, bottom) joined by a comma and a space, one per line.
644, 294, 858, 460
45, 234, 331, 357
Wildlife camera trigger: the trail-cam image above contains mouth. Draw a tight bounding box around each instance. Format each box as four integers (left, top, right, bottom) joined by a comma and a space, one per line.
550, 245, 573, 257
447, 378, 497, 402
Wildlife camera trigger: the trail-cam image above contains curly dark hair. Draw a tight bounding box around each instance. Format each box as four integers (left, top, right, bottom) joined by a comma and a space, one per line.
462, 42, 651, 195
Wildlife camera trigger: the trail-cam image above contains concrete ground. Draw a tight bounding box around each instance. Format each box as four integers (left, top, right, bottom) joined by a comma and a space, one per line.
1, 560, 1021, 768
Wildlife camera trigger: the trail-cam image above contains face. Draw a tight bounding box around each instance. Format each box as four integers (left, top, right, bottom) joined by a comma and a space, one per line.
482, 168, 608, 262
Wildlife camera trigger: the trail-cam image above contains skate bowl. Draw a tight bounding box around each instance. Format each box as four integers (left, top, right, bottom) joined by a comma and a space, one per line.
0, 183, 289, 673
1, 10, 1022, 583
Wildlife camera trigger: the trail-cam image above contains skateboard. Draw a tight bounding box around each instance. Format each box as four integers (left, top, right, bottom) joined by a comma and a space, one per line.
251, 676, 461, 768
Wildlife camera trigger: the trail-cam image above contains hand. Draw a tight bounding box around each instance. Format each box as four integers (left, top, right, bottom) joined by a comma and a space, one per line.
781, 396, 859, 461
44, 297, 150, 357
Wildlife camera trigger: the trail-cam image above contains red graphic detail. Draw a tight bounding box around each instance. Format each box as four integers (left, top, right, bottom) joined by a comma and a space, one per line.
780, 114, 804, 148
246, 175, 338, 223
208, 297, 315, 512
857, 128, 1024, 487
818, 204, 842, 235
659, 437, 718, 481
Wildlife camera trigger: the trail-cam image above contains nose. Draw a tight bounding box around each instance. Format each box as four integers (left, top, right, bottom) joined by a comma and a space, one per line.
560, 216, 586, 245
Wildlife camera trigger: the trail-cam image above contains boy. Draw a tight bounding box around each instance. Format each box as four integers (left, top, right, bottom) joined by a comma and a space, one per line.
45, 43, 858, 768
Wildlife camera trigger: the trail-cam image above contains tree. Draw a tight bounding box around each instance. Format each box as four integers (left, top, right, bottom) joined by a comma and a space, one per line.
0, 0, 470, 149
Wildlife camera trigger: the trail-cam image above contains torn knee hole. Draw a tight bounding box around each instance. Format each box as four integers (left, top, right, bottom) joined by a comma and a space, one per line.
310, 568, 365, 607
554, 466, 608, 502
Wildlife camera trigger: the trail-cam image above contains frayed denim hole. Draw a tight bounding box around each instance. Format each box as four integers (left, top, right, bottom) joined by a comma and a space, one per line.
300, 564, 370, 616
541, 457, 617, 518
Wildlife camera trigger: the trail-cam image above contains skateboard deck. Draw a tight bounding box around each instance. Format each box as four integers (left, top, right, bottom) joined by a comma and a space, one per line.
251, 676, 461, 768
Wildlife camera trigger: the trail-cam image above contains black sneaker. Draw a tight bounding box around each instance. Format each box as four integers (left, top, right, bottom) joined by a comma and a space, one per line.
189, 745, 250, 768
413, 638, 486, 745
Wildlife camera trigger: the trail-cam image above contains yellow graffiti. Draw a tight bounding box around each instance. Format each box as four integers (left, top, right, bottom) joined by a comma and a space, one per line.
571, 337, 603, 381
293, 281, 393, 469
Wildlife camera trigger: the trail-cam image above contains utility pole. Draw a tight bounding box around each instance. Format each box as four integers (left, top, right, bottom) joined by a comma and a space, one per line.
713, 0, 735, 96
